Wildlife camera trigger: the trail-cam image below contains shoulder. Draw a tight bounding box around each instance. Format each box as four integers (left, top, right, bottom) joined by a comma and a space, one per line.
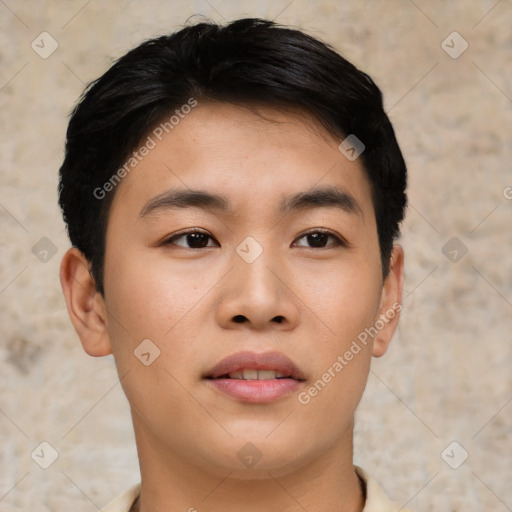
355, 465, 415, 512
101, 483, 141, 512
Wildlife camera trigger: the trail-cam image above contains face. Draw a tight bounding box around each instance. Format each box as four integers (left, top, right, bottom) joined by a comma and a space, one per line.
66, 102, 403, 480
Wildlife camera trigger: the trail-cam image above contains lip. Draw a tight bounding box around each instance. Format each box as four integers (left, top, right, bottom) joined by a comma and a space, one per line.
204, 351, 306, 404
205, 351, 306, 380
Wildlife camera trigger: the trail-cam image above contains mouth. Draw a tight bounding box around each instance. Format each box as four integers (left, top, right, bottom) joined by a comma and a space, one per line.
213, 369, 293, 380
204, 351, 306, 403
205, 350, 306, 381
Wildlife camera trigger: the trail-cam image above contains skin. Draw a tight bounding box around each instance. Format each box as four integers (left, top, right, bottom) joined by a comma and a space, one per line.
60, 102, 404, 512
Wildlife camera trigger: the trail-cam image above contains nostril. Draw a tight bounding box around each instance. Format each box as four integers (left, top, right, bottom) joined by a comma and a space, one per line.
232, 315, 284, 323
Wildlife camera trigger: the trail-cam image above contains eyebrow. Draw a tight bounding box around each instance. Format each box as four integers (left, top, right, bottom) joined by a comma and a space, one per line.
138, 185, 363, 220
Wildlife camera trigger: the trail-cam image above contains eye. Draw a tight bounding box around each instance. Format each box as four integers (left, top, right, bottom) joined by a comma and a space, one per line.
162, 229, 218, 249
293, 229, 347, 249
161, 228, 347, 249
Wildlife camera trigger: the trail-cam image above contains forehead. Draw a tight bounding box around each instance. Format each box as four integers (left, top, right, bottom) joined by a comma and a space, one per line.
108, 102, 375, 224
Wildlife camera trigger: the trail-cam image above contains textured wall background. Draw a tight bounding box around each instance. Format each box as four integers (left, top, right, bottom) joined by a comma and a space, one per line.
1, 1, 511, 511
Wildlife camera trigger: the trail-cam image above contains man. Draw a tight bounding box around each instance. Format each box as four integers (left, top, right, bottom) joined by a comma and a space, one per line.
58, 17, 409, 511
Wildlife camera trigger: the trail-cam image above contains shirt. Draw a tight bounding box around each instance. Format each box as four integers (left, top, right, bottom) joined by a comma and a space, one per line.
102, 465, 413, 511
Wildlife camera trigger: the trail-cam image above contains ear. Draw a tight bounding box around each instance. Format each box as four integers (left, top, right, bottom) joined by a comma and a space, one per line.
372, 244, 404, 358
59, 247, 112, 357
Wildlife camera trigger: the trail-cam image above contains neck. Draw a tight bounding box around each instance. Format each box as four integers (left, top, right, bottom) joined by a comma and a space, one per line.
131, 416, 365, 512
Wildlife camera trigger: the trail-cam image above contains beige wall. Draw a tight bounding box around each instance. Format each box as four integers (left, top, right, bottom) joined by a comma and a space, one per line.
1, 1, 511, 510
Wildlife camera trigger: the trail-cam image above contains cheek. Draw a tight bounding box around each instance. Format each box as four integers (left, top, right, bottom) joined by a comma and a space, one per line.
293, 254, 382, 340
104, 246, 202, 339
102, 245, 222, 388
291, 255, 381, 412
102, 250, 202, 429
294, 277, 378, 438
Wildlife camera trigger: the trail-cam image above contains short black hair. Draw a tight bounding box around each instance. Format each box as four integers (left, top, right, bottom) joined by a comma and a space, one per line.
58, 17, 407, 296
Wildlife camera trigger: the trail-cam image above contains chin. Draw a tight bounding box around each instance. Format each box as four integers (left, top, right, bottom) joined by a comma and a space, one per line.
200, 438, 317, 480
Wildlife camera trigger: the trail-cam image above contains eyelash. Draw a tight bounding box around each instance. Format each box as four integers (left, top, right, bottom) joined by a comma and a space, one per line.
161, 228, 348, 249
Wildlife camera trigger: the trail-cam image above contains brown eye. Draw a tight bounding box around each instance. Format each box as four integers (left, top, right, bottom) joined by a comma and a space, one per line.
294, 230, 346, 249
163, 230, 218, 248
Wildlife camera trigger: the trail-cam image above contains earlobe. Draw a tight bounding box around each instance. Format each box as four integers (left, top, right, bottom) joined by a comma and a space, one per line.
59, 247, 113, 357
372, 245, 404, 358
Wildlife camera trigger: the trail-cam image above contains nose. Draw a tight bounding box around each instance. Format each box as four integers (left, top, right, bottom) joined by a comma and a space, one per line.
215, 242, 300, 331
